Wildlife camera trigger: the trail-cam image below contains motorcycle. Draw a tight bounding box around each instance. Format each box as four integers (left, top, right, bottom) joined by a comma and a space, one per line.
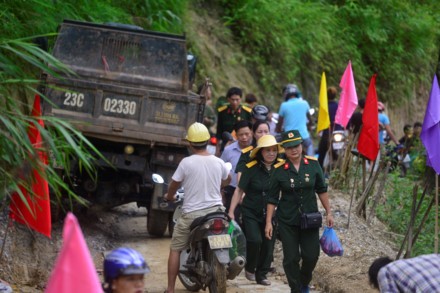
323, 130, 346, 169
152, 174, 246, 293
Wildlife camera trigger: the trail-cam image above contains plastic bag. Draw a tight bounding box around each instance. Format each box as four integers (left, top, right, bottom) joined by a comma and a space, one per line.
228, 220, 246, 260
319, 227, 343, 257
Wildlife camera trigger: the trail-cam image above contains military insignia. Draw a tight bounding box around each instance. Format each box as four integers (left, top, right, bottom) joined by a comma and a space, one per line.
305, 174, 310, 182
242, 146, 254, 153
304, 157, 309, 165
246, 160, 258, 168
284, 163, 289, 170
237, 117, 241, 121
242, 105, 252, 113
274, 159, 286, 168
218, 105, 228, 112
288, 132, 294, 138
290, 178, 295, 188
305, 155, 318, 161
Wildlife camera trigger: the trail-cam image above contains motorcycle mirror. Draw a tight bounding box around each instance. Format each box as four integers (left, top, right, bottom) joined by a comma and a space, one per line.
152, 174, 165, 184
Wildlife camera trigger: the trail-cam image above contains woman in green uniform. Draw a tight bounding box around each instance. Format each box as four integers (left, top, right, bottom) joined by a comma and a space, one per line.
235, 120, 271, 177
228, 134, 283, 286
264, 130, 334, 293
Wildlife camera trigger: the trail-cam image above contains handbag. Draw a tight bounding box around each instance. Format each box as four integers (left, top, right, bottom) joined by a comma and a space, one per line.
300, 211, 323, 229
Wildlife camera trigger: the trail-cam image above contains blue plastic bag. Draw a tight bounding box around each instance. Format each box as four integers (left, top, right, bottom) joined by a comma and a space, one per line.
319, 227, 343, 257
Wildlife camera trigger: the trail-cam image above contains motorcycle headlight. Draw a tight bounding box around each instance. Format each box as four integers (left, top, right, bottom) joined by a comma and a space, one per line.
333, 133, 344, 142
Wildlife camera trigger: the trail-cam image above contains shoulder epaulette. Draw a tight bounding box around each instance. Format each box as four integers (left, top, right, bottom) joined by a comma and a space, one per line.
305, 155, 318, 161
242, 105, 252, 113
246, 160, 258, 168
276, 158, 284, 162
241, 146, 254, 154
218, 105, 228, 112
274, 159, 286, 168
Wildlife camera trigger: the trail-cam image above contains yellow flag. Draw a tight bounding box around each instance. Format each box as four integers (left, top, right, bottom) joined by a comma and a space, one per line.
317, 72, 330, 133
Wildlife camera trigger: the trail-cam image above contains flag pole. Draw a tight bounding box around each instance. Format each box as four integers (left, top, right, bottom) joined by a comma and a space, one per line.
435, 174, 438, 253
347, 156, 361, 229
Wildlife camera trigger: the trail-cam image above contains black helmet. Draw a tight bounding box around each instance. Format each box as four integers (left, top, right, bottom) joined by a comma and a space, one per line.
282, 84, 299, 100
251, 105, 269, 121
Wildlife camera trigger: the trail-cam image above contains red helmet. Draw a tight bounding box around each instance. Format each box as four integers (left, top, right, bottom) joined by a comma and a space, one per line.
377, 101, 385, 111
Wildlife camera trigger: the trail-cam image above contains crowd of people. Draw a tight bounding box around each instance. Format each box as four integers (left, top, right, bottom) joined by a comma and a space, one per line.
99, 82, 432, 293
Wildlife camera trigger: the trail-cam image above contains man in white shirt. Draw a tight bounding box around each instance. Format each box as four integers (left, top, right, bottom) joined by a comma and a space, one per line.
163, 122, 231, 293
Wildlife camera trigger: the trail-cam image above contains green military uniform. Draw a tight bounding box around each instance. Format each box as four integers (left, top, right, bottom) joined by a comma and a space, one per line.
238, 158, 281, 283
203, 104, 217, 131
267, 131, 327, 293
235, 145, 253, 174
216, 104, 252, 140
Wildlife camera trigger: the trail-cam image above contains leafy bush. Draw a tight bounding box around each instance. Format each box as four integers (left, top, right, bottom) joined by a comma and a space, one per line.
216, 0, 440, 107
376, 172, 438, 255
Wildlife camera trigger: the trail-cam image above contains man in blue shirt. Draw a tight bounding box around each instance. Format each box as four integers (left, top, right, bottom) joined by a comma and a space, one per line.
378, 101, 398, 145
276, 84, 315, 156
220, 120, 253, 221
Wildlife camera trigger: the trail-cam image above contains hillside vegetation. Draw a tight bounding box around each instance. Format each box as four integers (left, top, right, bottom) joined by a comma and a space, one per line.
1, 0, 439, 256
2, 0, 439, 107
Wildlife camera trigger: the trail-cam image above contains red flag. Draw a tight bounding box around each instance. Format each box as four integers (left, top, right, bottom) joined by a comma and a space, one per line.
358, 74, 380, 161
9, 95, 51, 238
45, 213, 103, 293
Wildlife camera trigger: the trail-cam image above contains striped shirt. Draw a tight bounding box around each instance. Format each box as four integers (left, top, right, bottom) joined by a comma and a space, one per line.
378, 254, 440, 292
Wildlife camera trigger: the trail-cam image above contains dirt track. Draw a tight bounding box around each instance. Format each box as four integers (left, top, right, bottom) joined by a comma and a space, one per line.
1, 188, 396, 292
109, 204, 305, 293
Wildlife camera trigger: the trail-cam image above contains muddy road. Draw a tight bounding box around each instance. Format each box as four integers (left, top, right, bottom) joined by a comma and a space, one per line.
105, 203, 304, 293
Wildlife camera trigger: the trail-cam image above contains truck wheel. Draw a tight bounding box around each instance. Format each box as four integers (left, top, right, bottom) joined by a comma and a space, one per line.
147, 208, 168, 237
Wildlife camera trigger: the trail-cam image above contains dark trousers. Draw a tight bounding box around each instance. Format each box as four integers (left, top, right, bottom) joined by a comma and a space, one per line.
278, 221, 320, 293
317, 132, 338, 169
223, 185, 241, 225
242, 208, 275, 282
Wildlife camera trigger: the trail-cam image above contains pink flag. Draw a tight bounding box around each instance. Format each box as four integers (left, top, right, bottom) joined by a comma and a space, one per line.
335, 61, 358, 128
45, 213, 103, 293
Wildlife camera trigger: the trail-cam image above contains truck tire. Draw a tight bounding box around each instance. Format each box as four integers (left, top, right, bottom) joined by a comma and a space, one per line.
147, 208, 168, 237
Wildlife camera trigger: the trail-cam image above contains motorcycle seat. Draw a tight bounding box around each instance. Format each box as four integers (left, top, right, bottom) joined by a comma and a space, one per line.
189, 211, 229, 231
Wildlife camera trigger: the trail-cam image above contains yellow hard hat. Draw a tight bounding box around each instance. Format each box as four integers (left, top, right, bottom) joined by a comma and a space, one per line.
186, 122, 210, 143
250, 135, 283, 159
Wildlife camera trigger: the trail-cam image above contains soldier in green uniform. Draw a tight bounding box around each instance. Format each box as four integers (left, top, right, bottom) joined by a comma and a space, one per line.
228, 135, 283, 286
235, 120, 271, 179
264, 130, 334, 293
216, 87, 252, 156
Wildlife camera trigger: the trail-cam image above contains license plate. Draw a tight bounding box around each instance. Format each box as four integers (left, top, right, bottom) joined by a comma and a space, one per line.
208, 235, 232, 249
332, 142, 345, 150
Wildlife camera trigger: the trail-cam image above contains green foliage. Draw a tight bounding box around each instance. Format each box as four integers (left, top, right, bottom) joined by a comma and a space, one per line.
216, 0, 440, 107
0, 39, 100, 210
0, 0, 187, 41
375, 173, 438, 255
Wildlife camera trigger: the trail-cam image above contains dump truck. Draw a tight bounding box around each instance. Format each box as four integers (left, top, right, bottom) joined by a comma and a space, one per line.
41, 20, 204, 237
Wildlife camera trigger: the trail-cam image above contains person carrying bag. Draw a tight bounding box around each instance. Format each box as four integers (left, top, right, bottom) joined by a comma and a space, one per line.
264, 129, 334, 293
